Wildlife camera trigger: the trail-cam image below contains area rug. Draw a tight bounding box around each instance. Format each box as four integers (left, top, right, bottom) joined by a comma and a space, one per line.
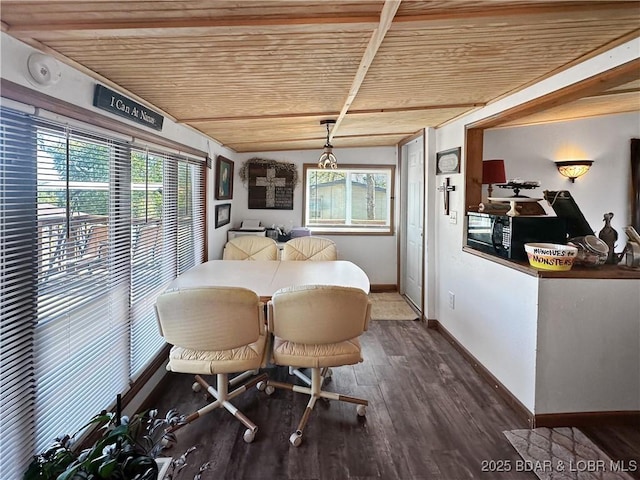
503, 427, 635, 480
369, 292, 419, 321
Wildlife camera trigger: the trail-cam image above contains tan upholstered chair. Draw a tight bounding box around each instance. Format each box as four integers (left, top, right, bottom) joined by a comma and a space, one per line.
223, 236, 278, 261
260, 285, 371, 447
281, 236, 338, 385
155, 287, 269, 443
281, 237, 337, 261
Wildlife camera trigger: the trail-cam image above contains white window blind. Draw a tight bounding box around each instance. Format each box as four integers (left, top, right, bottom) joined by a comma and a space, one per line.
0, 108, 39, 480
0, 106, 206, 479
130, 148, 175, 375
36, 118, 132, 471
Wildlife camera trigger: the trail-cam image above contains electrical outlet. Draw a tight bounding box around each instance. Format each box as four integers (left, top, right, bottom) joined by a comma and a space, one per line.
449, 210, 458, 224
448, 291, 455, 309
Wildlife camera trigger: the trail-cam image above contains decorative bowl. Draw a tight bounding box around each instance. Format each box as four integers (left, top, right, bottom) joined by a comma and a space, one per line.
524, 243, 578, 271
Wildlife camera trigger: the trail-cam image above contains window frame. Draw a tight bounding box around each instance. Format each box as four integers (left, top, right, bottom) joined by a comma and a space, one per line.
302, 163, 395, 236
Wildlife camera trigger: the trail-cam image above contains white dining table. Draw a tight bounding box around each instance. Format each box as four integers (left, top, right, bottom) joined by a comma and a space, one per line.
167, 260, 370, 300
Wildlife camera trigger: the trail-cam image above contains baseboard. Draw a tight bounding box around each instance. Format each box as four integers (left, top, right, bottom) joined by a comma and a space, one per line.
426, 319, 438, 329
429, 319, 640, 429
534, 411, 640, 428
370, 284, 397, 292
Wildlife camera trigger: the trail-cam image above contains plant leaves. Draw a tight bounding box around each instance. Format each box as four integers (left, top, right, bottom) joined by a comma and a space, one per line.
97, 458, 117, 478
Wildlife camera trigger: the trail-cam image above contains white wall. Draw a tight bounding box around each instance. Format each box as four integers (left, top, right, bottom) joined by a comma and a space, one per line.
226, 147, 398, 285
536, 278, 640, 414
484, 112, 640, 252
432, 38, 640, 414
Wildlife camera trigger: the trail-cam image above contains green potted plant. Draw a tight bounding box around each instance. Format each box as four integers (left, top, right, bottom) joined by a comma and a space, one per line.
24, 397, 204, 480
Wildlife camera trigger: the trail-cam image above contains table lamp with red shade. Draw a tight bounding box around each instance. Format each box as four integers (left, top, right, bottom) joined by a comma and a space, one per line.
482, 159, 506, 200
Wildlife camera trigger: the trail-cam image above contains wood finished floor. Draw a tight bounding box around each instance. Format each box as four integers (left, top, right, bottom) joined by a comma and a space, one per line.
150, 321, 639, 480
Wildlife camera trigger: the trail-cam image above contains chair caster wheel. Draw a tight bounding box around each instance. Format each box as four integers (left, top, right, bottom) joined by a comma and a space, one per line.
161, 437, 176, 448
257, 381, 275, 395
192, 382, 201, 393
356, 404, 367, 417
243, 428, 256, 443
289, 431, 303, 447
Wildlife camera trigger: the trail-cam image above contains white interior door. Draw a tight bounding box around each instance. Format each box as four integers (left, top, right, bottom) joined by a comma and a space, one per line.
403, 138, 424, 309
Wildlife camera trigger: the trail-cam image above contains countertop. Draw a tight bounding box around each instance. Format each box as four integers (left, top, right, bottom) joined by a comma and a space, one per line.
462, 246, 640, 279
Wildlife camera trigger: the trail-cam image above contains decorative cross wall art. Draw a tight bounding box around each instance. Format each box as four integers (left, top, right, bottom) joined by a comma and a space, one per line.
437, 177, 456, 215
248, 163, 294, 209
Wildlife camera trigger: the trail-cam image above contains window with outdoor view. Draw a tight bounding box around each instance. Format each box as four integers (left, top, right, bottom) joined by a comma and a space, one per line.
303, 164, 394, 234
0, 105, 205, 479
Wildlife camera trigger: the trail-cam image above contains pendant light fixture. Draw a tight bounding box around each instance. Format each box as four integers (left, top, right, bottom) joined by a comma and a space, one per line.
318, 119, 338, 169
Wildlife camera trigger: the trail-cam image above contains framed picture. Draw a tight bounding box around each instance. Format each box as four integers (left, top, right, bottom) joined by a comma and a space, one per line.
248, 163, 294, 210
215, 203, 231, 228
436, 147, 461, 175
215, 155, 234, 200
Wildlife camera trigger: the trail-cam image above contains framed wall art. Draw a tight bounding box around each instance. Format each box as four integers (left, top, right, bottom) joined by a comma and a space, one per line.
436, 147, 461, 175
244, 159, 296, 210
215, 203, 231, 228
215, 155, 234, 200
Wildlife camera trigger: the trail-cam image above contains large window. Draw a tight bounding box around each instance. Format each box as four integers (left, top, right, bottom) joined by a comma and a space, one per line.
303, 164, 395, 234
0, 106, 205, 479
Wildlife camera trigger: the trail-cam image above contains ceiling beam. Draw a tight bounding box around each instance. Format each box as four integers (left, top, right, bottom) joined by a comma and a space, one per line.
346, 103, 486, 115
180, 111, 340, 124
7, 16, 380, 40
228, 130, 410, 146
7, 2, 637, 41
585, 87, 640, 98
330, 0, 401, 140
178, 102, 484, 124
391, 2, 639, 28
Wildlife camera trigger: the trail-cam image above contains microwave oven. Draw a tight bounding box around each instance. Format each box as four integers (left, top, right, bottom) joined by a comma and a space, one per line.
466, 212, 567, 260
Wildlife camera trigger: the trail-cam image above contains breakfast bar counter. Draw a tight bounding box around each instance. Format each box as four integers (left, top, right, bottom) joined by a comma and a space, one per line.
462, 246, 640, 279
459, 245, 639, 425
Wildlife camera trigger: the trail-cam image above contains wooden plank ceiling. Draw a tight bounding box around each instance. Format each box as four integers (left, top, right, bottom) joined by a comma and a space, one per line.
2, 1, 639, 152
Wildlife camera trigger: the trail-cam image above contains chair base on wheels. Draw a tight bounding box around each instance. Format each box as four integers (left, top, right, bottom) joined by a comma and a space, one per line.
262, 366, 367, 447
288, 366, 332, 386
169, 372, 268, 443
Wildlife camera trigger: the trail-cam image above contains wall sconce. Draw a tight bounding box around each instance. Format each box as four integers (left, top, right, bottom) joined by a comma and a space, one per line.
482, 159, 506, 198
555, 160, 593, 183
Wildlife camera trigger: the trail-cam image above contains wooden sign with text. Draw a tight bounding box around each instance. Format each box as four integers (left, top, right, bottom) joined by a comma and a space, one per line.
93, 84, 164, 131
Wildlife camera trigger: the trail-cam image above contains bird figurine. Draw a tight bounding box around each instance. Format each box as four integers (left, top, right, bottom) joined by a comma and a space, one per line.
598, 212, 618, 264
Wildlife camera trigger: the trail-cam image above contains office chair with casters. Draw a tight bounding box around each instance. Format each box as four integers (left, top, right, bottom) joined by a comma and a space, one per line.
259, 285, 371, 447
223, 236, 278, 260
221, 236, 277, 385
281, 236, 338, 385
281, 236, 337, 261
154, 287, 269, 443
